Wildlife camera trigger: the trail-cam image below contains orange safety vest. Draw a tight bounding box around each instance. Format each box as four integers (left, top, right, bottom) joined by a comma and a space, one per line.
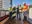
23, 5, 28, 11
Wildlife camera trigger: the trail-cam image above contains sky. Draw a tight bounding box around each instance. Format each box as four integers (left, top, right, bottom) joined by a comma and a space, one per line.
3, 0, 32, 10
12, 0, 32, 6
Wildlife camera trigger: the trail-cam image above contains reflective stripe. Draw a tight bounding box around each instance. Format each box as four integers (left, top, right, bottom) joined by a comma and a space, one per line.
12, 13, 16, 17
8, 8, 13, 11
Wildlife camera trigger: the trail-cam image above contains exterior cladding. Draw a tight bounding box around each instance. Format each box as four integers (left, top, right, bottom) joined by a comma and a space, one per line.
2, 0, 10, 10
0, 0, 10, 21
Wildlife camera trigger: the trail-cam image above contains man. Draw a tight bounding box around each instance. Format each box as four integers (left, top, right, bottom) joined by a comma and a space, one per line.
17, 6, 19, 20
19, 5, 21, 20
20, 7, 24, 24
12, 7, 16, 20
8, 7, 13, 20
23, 3, 28, 21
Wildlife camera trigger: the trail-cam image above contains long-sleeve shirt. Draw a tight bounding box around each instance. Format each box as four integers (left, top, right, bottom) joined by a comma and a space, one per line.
17, 8, 19, 14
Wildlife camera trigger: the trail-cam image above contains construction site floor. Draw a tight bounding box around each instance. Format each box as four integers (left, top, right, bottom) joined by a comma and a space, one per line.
0, 17, 29, 24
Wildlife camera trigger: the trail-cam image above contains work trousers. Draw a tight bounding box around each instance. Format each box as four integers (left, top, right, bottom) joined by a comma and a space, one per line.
19, 12, 24, 24
9, 12, 12, 19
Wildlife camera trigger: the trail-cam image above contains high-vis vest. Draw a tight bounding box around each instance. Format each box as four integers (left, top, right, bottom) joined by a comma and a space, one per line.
8, 8, 16, 17
8, 8, 13, 12
23, 5, 28, 12
12, 13, 16, 17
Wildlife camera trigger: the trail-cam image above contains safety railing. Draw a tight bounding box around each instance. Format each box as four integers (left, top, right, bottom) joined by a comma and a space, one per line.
0, 10, 10, 21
